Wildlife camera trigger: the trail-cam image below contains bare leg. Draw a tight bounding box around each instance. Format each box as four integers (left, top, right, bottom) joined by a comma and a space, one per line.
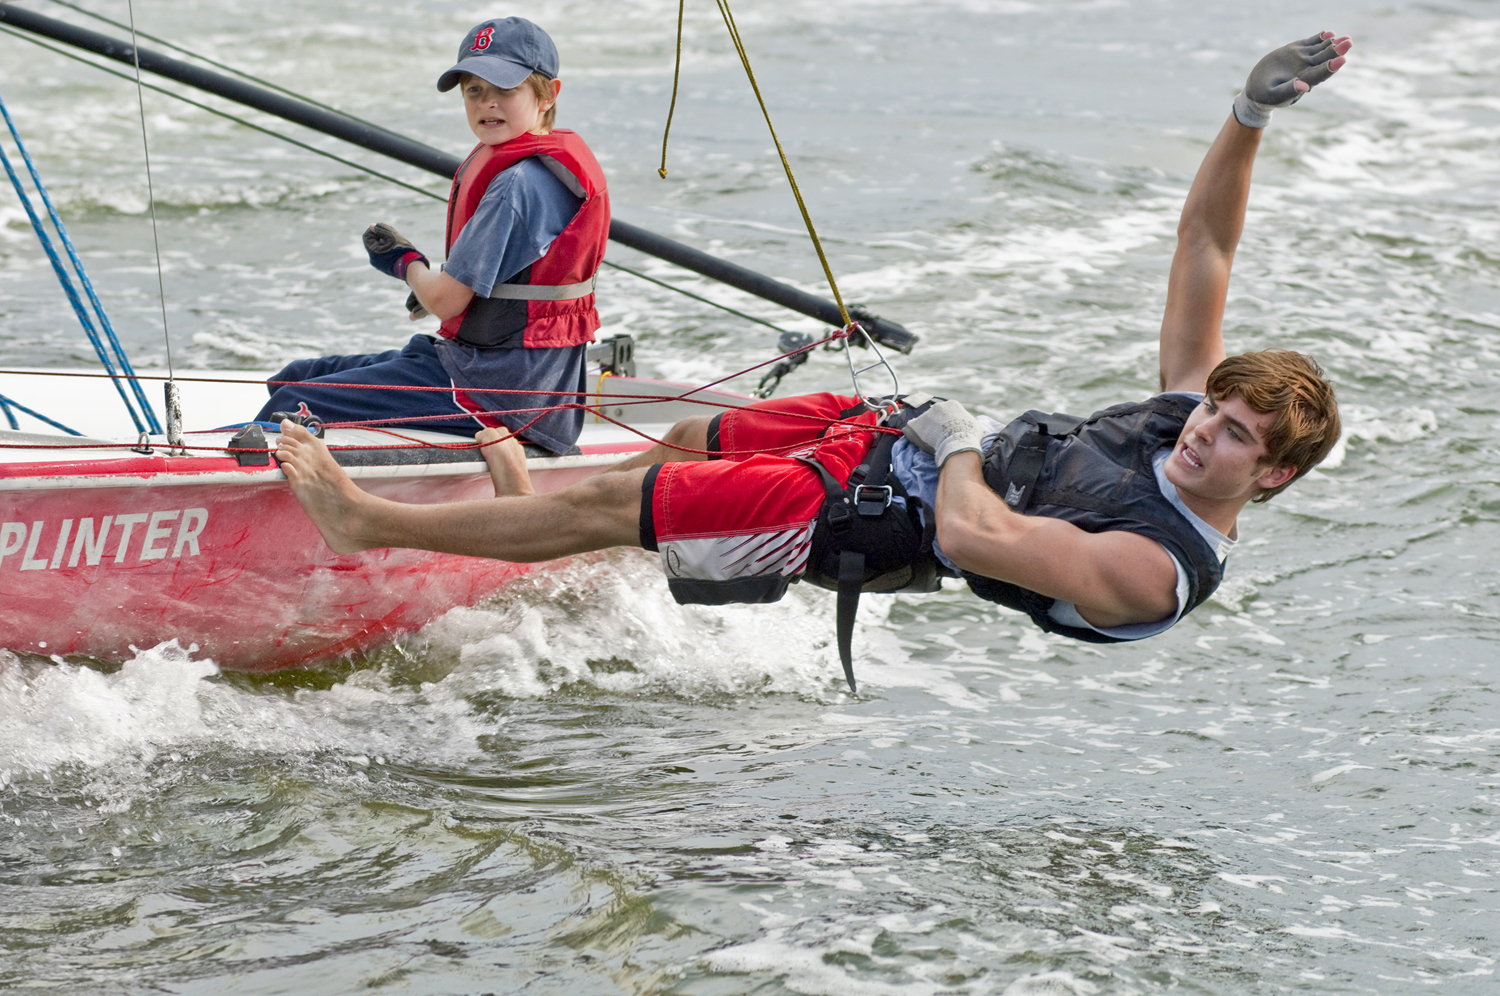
475, 427, 534, 497
609, 414, 713, 473
276, 420, 645, 560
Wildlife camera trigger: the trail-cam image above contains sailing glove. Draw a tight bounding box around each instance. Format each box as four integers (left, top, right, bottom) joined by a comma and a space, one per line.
364, 222, 428, 281
901, 398, 985, 469
1233, 32, 1351, 129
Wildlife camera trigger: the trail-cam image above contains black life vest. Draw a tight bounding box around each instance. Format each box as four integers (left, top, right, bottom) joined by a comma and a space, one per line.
963, 394, 1224, 641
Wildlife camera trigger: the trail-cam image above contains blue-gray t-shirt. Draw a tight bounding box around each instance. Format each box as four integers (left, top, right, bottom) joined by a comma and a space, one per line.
433, 156, 589, 454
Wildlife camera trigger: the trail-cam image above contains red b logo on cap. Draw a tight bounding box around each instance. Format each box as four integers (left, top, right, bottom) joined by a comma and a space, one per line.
471, 26, 494, 51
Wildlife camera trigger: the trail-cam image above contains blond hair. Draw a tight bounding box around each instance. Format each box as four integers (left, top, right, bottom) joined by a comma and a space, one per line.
523, 71, 558, 130
1205, 350, 1340, 502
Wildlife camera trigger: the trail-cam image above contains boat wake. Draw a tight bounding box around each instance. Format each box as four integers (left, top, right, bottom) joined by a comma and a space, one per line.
0, 551, 889, 791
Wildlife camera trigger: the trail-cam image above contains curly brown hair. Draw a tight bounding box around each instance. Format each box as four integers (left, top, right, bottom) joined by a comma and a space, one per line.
1205, 350, 1340, 503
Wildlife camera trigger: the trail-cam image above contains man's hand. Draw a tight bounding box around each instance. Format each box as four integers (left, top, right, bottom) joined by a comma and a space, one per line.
1233, 31, 1353, 129
363, 222, 428, 281
901, 399, 985, 468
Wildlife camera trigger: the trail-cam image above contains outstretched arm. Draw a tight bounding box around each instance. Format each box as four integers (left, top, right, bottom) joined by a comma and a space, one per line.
1157, 116, 1261, 393
1158, 32, 1352, 394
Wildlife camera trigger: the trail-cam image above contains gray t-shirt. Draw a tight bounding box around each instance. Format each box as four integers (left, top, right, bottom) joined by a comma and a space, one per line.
888, 392, 1233, 640
433, 156, 590, 454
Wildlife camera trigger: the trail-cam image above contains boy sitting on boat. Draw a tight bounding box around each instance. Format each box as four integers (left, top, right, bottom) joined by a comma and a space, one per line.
255, 17, 608, 456
273, 32, 1348, 686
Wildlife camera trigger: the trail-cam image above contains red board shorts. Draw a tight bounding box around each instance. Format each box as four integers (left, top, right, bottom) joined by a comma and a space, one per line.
640, 393, 879, 604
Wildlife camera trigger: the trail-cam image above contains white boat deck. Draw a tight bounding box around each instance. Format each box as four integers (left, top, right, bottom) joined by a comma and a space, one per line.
0, 366, 749, 484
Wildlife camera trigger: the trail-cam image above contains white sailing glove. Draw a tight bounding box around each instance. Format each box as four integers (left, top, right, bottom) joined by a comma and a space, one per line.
1233, 31, 1352, 129
901, 399, 984, 469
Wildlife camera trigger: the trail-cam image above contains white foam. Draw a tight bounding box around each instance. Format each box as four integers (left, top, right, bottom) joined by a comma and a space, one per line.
411, 551, 847, 701
1001, 972, 1102, 996
704, 937, 946, 996
0, 639, 490, 806
0, 642, 218, 772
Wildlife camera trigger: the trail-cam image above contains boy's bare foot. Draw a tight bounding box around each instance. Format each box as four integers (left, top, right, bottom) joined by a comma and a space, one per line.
475, 427, 535, 497
275, 421, 376, 555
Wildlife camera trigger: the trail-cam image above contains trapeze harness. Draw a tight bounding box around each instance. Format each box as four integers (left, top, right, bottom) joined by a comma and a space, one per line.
798, 394, 1224, 691
439, 130, 610, 349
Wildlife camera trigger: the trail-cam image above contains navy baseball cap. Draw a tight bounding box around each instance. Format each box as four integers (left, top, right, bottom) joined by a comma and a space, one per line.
437, 17, 559, 92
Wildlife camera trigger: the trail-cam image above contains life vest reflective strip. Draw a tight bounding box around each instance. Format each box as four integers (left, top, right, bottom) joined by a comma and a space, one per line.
962, 395, 1223, 641
438, 129, 610, 349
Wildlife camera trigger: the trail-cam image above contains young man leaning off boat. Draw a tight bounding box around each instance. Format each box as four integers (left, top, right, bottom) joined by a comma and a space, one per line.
257, 17, 608, 456
274, 33, 1348, 683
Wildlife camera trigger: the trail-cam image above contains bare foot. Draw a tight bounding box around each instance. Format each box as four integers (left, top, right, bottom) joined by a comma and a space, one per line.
275, 420, 376, 554
475, 427, 535, 497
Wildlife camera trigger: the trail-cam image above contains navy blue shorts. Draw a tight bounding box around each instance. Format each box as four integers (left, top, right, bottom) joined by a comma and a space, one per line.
256, 334, 500, 438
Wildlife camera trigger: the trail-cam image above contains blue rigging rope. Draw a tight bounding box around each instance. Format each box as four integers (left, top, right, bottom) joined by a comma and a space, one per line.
0, 392, 83, 436
0, 87, 161, 433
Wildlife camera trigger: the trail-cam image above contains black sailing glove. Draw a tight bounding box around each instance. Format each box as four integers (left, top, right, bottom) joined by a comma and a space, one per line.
1233, 31, 1352, 129
363, 222, 428, 281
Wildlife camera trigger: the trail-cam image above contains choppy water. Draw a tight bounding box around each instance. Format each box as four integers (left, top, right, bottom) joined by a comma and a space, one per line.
3, 0, 1500, 992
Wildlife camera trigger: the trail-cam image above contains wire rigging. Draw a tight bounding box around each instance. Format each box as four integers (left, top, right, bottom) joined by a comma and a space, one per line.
713, 0, 851, 329
659, 0, 903, 405
122, 1, 170, 376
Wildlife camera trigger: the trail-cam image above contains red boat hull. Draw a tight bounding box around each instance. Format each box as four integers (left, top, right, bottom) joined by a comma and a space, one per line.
0, 373, 751, 670
0, 460, 608, 671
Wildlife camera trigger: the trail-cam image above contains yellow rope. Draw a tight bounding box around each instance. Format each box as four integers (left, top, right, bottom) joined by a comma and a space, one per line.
658, 0, 686, 179
656, 0, 854, 329
714, 0, 852, 328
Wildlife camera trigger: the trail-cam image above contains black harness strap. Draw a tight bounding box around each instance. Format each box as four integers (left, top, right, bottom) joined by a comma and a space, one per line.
796, 426, 905, 694
1001, 422, 1049, 510
1000, 412, 1085, 511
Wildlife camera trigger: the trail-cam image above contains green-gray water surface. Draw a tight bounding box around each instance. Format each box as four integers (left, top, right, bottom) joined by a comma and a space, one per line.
1, 0, 1498, 992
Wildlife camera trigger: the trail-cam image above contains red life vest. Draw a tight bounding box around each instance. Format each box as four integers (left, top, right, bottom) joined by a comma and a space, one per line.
438, 129, 610, 349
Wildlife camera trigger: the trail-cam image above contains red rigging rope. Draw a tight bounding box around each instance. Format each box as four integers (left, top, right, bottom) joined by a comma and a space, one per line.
0, 325, 902, 459
0, 417, 894, 460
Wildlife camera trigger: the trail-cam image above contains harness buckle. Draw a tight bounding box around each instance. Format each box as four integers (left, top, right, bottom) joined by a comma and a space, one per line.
826, 499, 855, 533
854, 484, 893, 516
